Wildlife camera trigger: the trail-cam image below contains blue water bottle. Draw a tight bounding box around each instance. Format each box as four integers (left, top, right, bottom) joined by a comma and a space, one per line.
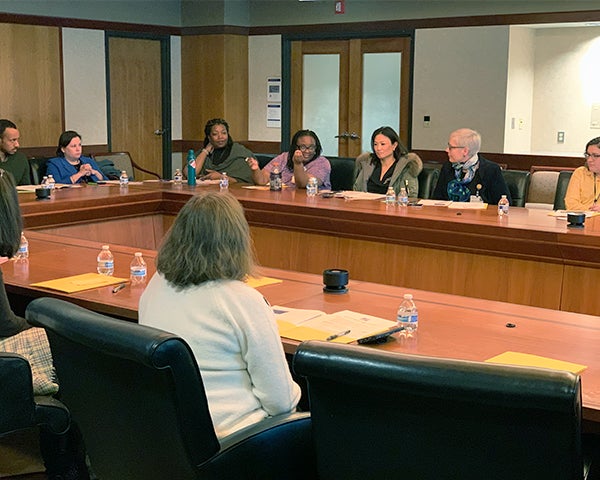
187, 149, 196, 186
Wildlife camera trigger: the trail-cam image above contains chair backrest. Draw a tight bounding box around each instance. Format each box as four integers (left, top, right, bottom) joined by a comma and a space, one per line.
328, 156, 355, 191
293, 340, 583, 480
554, 170, 574, 210
255, 153, 276, 169
28, 157, 49, 185
26, 297, 220, 480
93, 151, 162, 181
417, 166, 440, 199
0, 352, 70, 436
501, 169, 530, 207
525, 169, 560, 209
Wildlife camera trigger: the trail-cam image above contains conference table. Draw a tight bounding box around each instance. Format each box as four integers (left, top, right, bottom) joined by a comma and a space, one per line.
4, 181, 600, 429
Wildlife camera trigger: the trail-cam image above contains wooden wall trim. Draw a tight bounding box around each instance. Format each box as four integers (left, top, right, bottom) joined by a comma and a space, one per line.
21, 145, 109, 158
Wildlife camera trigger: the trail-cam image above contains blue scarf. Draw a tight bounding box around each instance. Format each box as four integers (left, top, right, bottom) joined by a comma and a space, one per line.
447, 156, 479, 202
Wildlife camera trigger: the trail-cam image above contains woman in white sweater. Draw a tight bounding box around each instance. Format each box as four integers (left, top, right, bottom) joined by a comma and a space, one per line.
139, 192, 300, 438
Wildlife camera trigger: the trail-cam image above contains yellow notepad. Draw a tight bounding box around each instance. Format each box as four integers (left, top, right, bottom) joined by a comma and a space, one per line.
485, 351, 587, 374
246, 276, 282, 288
31, 273, 128, 293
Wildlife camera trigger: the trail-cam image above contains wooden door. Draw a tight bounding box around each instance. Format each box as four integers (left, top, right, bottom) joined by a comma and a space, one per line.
291, 37, 411, 158
108, 37, 164, 180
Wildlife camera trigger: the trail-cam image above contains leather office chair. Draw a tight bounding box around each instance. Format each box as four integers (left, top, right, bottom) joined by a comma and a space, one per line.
329, 156, 356, 191
294, 340, 599, 480
554, 170, 574, 210
418, 166, 440, 199
28, 157, 50, 185
93, 151, 161, 181
26, 297, 316, 480
501, 169, 530, 207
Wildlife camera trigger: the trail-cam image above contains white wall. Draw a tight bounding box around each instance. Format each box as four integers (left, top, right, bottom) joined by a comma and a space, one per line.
531, 27, 600, 155
504, 26, 534, 153
62, 28, 107, 145
248, 35, 281, 142
411, 26, 510, 153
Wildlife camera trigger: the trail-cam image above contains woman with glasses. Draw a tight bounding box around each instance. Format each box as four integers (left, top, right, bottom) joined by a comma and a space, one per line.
354, 126, 422, 196
192, 118, 254, 184
565, 136, 600, 211
247, 129, 331, 189
432, 128, 510, 205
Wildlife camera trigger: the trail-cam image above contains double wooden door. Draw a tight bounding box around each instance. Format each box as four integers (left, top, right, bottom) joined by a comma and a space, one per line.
290, 36, 411, 158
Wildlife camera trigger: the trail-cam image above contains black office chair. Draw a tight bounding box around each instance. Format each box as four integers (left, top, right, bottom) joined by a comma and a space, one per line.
294, 340, 599, 480
26, 297, 316, 480
417, 166, 440, 199
554, 170, 574, 210
501, 169, 530, 207
28, 157, 50, 185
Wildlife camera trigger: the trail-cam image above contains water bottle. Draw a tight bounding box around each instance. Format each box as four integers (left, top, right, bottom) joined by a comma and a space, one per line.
187, 150, 196, 186
498, 194, 509, 216
46, 174, 56, 190
270, 168, 282, 191
40, 176, 49, 189
397, 293, 418, 333
398, 187, 409, 206
385, 186, 396, 205
119, 170, 129, 187
306, 177, 318, 197
129, 252, 147, 285
173, 169, 182, 185
15, 232, 29, 259
97, 245, 114, 275
219, 171, 229, 191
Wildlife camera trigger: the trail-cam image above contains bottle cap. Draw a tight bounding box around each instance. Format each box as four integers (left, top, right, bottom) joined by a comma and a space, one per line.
403, 293, 413, 299
134, 252, 142, 257
102, 245, 110, 250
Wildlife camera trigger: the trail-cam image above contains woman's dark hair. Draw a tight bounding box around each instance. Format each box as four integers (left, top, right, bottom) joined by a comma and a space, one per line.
286, 130, 322, 171
0, 169, 23, 258
55, 130, 81, 157
369, 126, 408, 165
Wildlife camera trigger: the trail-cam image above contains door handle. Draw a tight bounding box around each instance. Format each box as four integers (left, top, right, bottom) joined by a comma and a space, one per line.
154, 129, 166, 136
349, 132, 360, 140
335, 132, 350, 139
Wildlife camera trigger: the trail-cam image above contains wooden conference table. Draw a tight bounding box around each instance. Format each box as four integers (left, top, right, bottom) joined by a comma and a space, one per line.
14, 181, 600, 316
1, 184, 600, 428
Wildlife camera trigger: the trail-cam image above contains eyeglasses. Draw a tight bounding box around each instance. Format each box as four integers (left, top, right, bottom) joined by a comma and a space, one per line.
584, 152, 600, 159
447, 143, 465, 150
297, 145, 316, 152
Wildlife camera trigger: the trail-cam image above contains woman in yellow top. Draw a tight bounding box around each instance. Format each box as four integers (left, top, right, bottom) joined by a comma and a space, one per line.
565, 137, 600, 211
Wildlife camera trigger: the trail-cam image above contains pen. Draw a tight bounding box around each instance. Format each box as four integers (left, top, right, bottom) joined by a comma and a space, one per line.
326, 329, 351, 341
112, 283, 127, 294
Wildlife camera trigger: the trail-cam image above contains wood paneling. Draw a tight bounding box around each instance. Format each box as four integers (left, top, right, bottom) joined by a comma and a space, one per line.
181, 34, 248, 141
0, 23, 62, 146
109, 37, 163, 180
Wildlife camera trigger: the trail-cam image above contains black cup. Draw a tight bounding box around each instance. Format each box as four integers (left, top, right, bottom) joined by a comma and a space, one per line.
35, 188, 51, 200
323, 269, 349, 294
567, 212, 585, 228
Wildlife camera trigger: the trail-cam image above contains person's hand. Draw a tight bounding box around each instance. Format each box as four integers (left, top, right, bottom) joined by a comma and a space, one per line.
246, 157, 259, 171
293, 150, 304, 165
81, 164, 93, 176
200, 169, 220, 180
591, 204, 600, 212
203, 144, 214, 155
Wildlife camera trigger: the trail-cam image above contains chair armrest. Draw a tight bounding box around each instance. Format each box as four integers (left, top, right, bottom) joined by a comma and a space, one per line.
34, 395, 71, 435
130, 157, 162, 180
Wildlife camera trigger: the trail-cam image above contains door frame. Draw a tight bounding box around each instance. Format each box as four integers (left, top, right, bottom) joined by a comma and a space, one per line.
281, 29, 415, 153
105, 31, 172, 177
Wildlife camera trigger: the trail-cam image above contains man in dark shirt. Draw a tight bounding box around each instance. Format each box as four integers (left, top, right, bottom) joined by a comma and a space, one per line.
432, 128, 510, 205
0, 119, 31, 185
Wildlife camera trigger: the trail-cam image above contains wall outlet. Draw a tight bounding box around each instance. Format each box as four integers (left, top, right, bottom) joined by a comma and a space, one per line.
557, 131, 565, 143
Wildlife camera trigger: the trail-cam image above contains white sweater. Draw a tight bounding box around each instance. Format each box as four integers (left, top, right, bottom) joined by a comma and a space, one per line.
139, 274, 301, 438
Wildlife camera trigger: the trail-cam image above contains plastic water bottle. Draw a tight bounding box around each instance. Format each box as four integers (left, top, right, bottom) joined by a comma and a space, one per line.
270, 168, 282, 191
15, 232, 29, 259
397, 293, 418, 334
385, 186, 396, 205
40, 176, 49, 189
173, 169, 182, 185
187, 150, 196, 186
219, 172, 229, 191
306, 177, 318, 197
498, 195, 509, 216
46, 174, 56, 190
97, 245, 114, 275
129, 252, 147, 285
119, 170, 129, 187
398, 187, 409, 206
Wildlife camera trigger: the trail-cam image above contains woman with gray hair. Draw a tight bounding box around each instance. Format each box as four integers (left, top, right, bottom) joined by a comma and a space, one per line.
139, 192, 300, 438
